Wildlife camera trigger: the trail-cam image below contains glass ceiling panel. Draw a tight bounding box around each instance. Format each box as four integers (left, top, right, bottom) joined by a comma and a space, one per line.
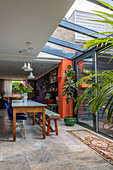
37, 52, 62, 59
45, 42, 76, 56
52, 26, 76, 44
52, 26, 93, 44
74, 51, 84, 56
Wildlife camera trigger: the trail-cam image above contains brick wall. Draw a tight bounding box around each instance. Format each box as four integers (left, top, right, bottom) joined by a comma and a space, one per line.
52, 26, 75, 43
52, 26, 75, 54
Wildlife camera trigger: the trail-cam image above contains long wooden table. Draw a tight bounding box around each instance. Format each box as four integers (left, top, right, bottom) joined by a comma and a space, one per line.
12, 100, 47, 141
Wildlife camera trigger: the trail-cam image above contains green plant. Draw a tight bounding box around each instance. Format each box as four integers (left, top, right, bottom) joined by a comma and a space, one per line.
12, 81, 21, 94
82, 0, 113, 62
62, 65, 76, 118
75, 70, 113, 123
75, 1, 113, 123
19, 80, 33, 94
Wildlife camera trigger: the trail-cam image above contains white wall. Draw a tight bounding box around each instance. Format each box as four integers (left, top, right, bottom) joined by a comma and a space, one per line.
74, 10, 105, 41
65, 0, 112, 19
66, 0, 113, 41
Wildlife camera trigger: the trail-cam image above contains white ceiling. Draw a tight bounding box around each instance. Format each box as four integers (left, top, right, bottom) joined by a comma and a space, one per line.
0, 0, 74, 80
0, 60, 58, 80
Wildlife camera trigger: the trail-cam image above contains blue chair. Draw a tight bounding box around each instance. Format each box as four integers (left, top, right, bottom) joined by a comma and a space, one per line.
5, 103, 27, 139
8, 100, 26, 116
5, 103, 27, 121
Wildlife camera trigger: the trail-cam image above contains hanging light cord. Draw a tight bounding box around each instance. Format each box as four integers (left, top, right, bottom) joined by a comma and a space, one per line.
29, 47, 34, 68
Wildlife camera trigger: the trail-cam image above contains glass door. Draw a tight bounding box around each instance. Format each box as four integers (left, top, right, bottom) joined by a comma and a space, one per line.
97, 56, 113, 137
76, 55, 95, 128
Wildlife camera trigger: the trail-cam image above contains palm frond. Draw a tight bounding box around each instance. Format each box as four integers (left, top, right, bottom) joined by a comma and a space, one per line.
75, 1, 113, 124
98, 0, 113, 10
93, 10, 113, 18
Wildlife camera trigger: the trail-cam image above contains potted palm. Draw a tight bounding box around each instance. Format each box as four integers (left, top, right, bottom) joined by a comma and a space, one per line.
62, 65, 76, 126
74, 1, 113, 124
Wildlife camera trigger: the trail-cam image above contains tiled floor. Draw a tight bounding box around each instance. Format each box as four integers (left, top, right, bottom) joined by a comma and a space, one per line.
0, 109, 113, 170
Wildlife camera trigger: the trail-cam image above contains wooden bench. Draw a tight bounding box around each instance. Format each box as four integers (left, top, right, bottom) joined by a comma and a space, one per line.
38, 109, 60, 136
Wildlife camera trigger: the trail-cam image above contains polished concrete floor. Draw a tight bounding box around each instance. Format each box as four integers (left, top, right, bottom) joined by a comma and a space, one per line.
0, 109, 113, 170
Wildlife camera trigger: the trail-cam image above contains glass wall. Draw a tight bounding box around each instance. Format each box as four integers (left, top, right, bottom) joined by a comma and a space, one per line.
97, 56, 113, 137
76, 55, 95, 129
76, 54, 113, 137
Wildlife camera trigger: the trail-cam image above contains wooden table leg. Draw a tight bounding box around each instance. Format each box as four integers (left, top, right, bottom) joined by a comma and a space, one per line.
47, 119, 51, 136
28, 113, 30, 118
42, 107, 46, 139
33, 112, 35, 125
13, 109, 16, 141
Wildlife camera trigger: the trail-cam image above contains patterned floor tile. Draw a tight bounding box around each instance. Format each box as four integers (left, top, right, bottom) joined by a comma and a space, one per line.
0, 109, 112, 169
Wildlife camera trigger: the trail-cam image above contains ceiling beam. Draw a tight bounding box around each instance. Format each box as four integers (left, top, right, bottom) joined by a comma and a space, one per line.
59, 20, 106, 38
73, 48, 96, 61
41, 46, 74, 59
72, 43, 111, 61
48, 37, 84, 52
33, 59, 61, 63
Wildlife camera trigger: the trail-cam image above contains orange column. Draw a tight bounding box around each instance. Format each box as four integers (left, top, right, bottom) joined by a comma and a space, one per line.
58, 59, 73, 119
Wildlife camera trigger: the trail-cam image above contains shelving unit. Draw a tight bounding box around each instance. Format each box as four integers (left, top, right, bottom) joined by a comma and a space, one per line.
36, 68, 58, 106
50, 69, 58, 83
43, 81, 50, 84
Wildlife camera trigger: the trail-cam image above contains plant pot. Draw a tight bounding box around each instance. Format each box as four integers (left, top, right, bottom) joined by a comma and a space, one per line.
64, 116, 76, 126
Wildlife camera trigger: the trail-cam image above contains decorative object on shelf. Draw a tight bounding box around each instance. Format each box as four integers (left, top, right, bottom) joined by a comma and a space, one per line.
57, 73, 62, 81
62, 65, 76, 126
80, 78, 92, 88
50, 69, 58, 83
19, 80, 33, 103
82, 69, 91, 75
80, 69, 92, 88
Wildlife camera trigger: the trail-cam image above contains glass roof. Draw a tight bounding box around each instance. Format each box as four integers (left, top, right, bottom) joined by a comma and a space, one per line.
41, 0, 112, 61
52, 26, 76, 44
41, 0, 108, 60
45, 42, 76, 55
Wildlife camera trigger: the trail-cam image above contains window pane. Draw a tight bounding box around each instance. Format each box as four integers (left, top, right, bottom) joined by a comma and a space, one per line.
77, 56, 94, 127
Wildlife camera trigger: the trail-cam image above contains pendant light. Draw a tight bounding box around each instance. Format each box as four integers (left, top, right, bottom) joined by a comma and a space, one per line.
22, 49, 27, 69
22, 63, 27, 70
24, 42, 33, 71
24, 62, 33, 71
29, 47, 34, 70
27, 47, 35, 79
28, 72, 35, 79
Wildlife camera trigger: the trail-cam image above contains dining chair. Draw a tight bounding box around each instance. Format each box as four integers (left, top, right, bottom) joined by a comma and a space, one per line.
5, 103, 27, 139
8, 100, 26, 116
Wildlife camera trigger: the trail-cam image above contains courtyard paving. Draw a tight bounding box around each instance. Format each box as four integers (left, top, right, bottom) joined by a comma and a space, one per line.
0, 109, 113, 170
